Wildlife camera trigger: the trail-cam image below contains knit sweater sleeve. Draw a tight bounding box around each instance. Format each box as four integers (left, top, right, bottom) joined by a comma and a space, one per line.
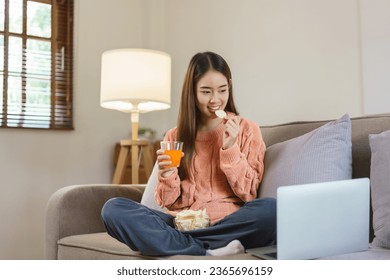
219, 119, 266, 202
154, 128, 183, 208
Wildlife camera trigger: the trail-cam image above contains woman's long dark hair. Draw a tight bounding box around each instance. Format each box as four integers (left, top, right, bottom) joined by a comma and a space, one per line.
177, 52, 239, 179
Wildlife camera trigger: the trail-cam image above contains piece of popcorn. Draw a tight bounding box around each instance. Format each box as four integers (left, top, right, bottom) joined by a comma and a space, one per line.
174, 209, 210, 231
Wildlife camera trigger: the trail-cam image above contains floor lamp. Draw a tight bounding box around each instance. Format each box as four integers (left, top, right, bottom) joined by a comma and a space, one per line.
100, 49, 171, 184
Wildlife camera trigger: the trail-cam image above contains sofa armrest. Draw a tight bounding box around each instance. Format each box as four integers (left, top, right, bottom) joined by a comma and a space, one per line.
45, 184, 145, 259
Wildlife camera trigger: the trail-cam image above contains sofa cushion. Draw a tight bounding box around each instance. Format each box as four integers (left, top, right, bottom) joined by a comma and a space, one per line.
259, 114, 352, 198
57, 232, 152, 260
369, 129, 390, 249
316, 247, 390, 260
57, 232, 256, 260
140, 162, 164, 211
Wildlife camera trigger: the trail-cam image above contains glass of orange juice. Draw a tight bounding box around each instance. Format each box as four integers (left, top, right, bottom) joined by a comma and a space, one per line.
160, 141, 183, 168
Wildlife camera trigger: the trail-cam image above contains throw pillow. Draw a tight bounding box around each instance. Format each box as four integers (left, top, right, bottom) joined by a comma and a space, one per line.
259, 114, 352, 198
140, 162, 164, 211
369, 129, 390, 249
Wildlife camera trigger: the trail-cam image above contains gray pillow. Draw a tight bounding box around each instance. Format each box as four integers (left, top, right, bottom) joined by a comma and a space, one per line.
259, 114, 352, 198
140, 162, 164, 211
369, 129, 390, 249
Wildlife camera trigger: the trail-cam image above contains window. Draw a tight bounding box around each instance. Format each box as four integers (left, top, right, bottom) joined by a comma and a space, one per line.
0, 0, 73, 129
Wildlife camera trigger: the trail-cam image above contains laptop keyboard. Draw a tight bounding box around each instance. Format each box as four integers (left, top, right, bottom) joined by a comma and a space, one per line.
264, 252, 277, 259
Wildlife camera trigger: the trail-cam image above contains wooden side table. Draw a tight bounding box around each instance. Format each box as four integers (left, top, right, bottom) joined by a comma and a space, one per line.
112, 139, 156, 184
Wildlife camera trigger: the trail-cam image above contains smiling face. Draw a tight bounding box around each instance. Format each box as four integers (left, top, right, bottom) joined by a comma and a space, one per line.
196, 70, 230, 122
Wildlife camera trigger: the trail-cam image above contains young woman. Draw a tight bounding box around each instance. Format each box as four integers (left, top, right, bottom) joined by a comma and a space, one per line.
102, 52, 276, 256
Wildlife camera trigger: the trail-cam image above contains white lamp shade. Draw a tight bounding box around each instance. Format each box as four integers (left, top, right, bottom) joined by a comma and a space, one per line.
100, 49, 171, 113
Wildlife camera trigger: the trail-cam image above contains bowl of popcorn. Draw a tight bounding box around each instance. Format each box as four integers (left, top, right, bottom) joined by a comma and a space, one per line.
174, 209, 210, 231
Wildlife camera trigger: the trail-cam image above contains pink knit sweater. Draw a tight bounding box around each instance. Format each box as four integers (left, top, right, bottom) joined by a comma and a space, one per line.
155, 115, 266, 224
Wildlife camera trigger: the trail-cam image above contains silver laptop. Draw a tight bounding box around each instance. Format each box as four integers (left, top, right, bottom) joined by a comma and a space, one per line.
247, 178, 370, 260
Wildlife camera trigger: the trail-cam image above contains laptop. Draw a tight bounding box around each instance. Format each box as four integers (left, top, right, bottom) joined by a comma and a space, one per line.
247, 178, 370, 260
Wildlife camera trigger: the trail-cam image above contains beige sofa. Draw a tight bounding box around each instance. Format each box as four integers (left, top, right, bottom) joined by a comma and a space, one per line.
45, 114, 390, 260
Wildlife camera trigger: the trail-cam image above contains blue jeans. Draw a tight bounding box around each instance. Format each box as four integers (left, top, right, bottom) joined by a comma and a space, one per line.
101, 197, 276, 256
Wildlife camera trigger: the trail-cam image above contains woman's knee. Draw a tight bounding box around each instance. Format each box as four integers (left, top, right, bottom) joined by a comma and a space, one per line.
247, 198, 277, 226
101, 198, 118, 223
101, 197, 136, 224
248, 198, 276, 214
262, 197, 276, 215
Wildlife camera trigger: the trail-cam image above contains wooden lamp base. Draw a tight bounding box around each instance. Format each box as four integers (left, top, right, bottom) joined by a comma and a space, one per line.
112, 109, 154, 184
112, 139, 154, 184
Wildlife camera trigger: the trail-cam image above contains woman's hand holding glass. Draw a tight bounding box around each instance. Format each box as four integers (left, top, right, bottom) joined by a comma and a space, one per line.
157, 149, 176, 178
157, 141, 184, 178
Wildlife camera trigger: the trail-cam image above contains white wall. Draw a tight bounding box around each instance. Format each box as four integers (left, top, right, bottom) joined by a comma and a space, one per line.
154, 0, 363, 127
0, 0, 387, 259
360, 0, 390, 114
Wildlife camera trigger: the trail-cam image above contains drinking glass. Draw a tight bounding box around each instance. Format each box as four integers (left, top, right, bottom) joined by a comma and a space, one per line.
160, 141, 183, 167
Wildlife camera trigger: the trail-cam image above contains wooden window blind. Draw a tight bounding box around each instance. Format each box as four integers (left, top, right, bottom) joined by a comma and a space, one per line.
0, 0, 73, 129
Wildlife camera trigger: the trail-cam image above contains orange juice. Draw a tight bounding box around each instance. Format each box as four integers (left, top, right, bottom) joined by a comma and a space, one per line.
164, 149, 182, 167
